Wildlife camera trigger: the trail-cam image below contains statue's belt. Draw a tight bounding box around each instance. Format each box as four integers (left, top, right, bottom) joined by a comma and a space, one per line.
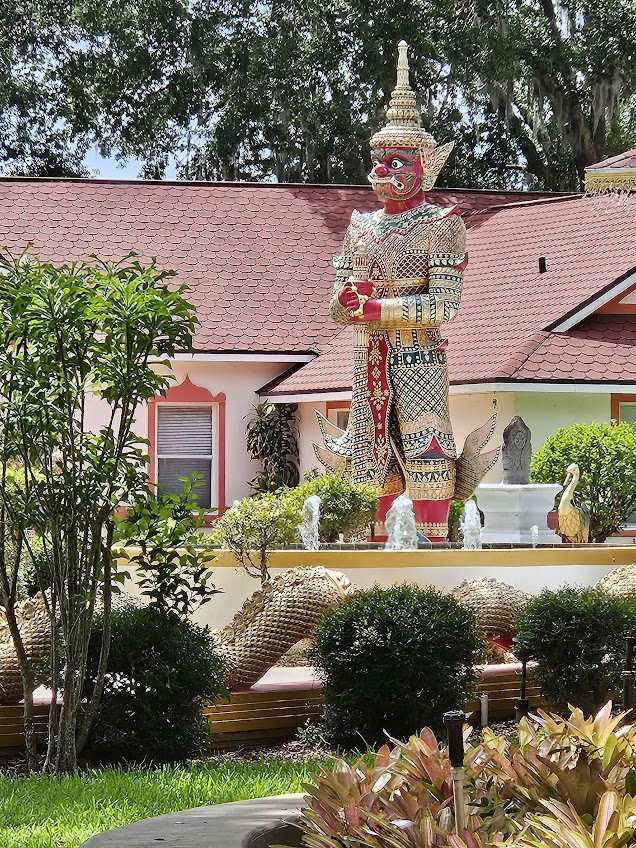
388, 347, 447, 367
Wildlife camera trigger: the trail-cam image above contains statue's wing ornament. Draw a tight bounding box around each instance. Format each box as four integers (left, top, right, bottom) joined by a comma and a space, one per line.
454, 413, 500, 501
316, 410, 346, 440
313, 411, 352, 477
313, 444, 351, 477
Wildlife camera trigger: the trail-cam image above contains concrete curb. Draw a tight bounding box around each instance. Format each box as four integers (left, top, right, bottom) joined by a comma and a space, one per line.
80, 793, 304, 848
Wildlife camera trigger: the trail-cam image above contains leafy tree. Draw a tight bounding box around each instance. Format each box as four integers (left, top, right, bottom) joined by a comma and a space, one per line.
0, 250, 197, 773
3, 0, 636, 186
211, 493, 301, 582
531, 421, 636, 542
114, 475, 219, 618
245, 402, 299, 493
0, 0, 89, 176
453, 0, 636, 188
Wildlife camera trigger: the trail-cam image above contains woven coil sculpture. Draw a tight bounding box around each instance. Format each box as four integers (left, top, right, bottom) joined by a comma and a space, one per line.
0, 590, 145, 705
212, 566, 357, 690
596, 564, 636, 595
451, 578, 534, 647
0, 594, 51, 704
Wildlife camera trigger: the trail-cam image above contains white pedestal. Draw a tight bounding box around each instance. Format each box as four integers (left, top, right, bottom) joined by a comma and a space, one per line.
476, 483, 562, 545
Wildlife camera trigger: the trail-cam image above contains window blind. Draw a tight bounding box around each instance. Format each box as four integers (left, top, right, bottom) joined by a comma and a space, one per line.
157, 406, 214, 456
156, 405, 214, 508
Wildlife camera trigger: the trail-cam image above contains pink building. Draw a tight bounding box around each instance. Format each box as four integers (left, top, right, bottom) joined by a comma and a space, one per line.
1, 159, 635, 514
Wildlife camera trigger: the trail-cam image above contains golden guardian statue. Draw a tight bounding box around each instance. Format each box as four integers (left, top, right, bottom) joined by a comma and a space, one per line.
315, 42, 498, 541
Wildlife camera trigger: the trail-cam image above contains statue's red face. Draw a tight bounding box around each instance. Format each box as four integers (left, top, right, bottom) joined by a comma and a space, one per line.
369, 148, 424, 203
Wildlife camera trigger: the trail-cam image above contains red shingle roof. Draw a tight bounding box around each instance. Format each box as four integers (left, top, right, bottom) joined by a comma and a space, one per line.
587, 150, 636, 170
265, 194, 636, 394
0, 177, 560, 354
513, 317, 636, 381
5, 176, 628, 392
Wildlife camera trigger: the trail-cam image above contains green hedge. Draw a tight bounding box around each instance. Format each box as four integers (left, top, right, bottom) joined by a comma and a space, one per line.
85, 606, 225, 762
515, 586, 636, 714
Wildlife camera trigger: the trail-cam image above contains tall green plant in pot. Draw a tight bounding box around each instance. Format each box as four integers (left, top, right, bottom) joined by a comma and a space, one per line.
245, 402, 299, 493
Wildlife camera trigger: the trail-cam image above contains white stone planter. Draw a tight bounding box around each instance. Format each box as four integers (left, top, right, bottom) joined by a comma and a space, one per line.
476, 483, 562, 545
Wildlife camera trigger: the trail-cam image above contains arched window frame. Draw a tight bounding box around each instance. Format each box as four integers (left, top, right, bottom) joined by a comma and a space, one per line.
148, 376, 226, 516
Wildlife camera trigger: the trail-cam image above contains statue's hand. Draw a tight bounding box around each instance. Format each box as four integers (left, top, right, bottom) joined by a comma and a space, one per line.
338, 280, 374, 307
354, 299, 381, 322
345, 296, 381, 323
340, 281, 377, 321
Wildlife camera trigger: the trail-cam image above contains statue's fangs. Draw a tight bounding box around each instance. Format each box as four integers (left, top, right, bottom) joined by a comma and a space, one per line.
314, 41, 499, 541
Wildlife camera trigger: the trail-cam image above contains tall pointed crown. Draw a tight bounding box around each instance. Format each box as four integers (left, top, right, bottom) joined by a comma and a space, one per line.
370, 41, 454, 190
370, 41, 437, 151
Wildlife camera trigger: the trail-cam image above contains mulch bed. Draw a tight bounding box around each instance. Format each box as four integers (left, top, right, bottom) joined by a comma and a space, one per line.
0, 722, 523, 777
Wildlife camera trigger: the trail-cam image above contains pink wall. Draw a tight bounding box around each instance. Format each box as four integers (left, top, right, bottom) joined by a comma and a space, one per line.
83, 357, 300, 508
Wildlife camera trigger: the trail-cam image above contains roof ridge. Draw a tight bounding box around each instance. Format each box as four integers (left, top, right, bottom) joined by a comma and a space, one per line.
0, 175, 570, 198
465, 194, 582, 216
495, 329, 549, 378
545, 262, 636, 332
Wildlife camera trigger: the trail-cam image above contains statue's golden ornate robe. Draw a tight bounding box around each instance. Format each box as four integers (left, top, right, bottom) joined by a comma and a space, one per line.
328, 203, 466, 501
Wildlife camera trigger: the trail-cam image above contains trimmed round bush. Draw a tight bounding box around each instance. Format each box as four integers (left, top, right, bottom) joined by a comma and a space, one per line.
515, 586, 636, 714
283, 474, 378, 542
311, 584, 483, 748
85, 606, 225, 762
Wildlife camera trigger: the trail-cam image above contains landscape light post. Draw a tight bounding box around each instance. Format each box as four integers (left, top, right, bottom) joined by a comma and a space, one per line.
623, 636, 635, 722
512, 636, 532, 722
443, 710, 467, 836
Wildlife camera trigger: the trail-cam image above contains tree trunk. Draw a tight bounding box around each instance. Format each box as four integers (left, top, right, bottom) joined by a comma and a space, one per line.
77, 535, 113, 754
2, 603, 38, 772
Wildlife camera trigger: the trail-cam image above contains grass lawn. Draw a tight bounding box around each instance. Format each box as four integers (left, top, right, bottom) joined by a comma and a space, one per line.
0, 758, 327, 848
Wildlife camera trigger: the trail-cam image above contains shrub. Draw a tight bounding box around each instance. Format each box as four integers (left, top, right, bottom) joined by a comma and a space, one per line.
115, 476, 219, 617
295, 702, 636, 848
283, 474, 378, 542
245, 401, 299, 493
311, 584, 483, 748
85, 606, 225, 762
211, 492, 301, 581
515, 586, 636, 714
531, 421, 636, 541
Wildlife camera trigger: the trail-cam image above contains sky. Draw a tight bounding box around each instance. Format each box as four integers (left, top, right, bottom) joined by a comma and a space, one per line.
83, 146, 144, 180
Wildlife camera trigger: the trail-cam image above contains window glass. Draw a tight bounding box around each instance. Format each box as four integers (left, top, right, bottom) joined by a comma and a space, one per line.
620, 403, 636, 427
336, 409, 350, 430
156, 406, 214, 508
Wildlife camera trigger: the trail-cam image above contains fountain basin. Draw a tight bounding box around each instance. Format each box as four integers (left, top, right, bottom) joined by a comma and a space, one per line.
476, 483, 562, 545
